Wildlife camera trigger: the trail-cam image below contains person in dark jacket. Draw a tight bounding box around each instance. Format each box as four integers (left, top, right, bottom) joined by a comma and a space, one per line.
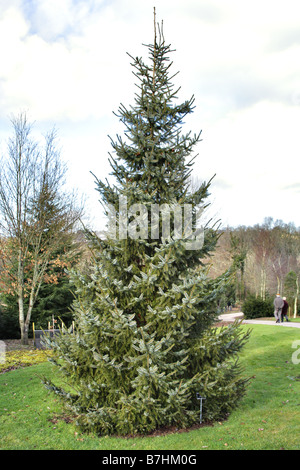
281, 297, 289, 322
274, 294, 284, 323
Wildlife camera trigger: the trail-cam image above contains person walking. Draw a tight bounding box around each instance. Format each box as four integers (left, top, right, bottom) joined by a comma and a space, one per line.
274, 293, 284, 323
281, 297, 289, 322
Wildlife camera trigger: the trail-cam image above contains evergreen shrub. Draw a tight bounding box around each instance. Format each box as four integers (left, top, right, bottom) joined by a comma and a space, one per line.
242, 295, 273, 319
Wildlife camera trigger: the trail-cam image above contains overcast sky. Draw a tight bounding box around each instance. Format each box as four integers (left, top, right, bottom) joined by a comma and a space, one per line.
0, 0, 300, 230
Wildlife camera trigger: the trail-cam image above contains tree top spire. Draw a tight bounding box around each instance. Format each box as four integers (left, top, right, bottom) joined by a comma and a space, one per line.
153, 7, 164, 46
153, 7, 156, 45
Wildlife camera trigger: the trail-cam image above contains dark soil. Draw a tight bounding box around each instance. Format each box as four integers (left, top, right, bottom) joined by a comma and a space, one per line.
125, 421, 215, 439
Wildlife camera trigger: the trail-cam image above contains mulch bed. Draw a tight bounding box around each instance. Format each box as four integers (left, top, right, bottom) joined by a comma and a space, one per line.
124, 420, 215, 439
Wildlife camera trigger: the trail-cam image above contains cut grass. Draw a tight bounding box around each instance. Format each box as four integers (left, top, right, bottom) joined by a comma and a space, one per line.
0, 324, 299, 450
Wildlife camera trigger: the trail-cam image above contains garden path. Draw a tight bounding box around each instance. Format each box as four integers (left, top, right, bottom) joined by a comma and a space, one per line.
219, 312, 300, 328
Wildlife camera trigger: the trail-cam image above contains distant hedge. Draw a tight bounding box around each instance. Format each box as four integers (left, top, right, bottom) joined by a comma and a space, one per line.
242, 295, 274, 319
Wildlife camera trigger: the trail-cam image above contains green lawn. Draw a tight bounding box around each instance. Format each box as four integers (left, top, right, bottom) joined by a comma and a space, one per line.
0, 324, 299, 450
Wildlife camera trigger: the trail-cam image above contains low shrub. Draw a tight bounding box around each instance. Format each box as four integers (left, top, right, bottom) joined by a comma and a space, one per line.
242, 295, 273, 319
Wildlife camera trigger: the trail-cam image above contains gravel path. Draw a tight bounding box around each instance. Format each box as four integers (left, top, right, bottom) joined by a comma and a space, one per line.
219, 312, 300, 328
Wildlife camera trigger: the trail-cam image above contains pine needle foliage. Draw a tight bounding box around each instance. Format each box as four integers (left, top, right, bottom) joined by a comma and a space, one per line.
44, 13, 250, 436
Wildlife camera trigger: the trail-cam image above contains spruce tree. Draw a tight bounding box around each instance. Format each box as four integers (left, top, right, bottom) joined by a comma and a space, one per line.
44, 14, 250, 436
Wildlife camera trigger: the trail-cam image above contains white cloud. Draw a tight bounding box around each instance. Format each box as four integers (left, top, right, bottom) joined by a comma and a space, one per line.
0, 1, 136, 121
194, 99, 300, 226
0, 0, 299, 228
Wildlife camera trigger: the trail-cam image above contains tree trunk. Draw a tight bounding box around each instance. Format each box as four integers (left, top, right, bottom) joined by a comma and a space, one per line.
20, 321, 29, 345
294, 297, 298, 318
19, 297, 29, 345
260, 267, 266, 301
276, 276, 281, 295
18, 248, 29, 345
294, 276, 299, 319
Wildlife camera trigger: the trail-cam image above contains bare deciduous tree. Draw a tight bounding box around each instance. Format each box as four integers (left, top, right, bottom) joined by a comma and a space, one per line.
0, 113, 83, 344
